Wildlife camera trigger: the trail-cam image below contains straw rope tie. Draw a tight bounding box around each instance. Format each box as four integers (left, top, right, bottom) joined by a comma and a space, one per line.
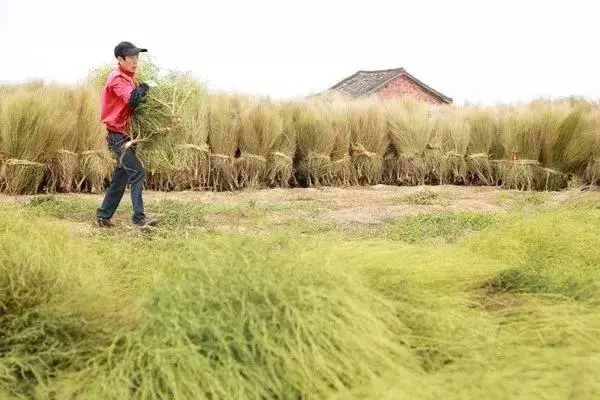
399, 152, 421, 160
178, 143, 210, 153
539, 166, 565, 176
56, 149, 78, 156
446, 152, 463, 159
307, 152, 331, 161
210, 154, 234, 160
468, 153, 489, 160
332, 156, 350, 165
270, 152, 293, 163
80, 150, 107, 156
243, 153, 267, 164
3, 158, 46, 168
512, 159, 539, 166
351, 144, 377, 158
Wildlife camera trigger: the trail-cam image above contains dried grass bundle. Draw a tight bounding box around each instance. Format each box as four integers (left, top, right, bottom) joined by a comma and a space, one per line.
267, 102, 298, 187
207, 94, 240, 191
171, 93, 209, 190
63, 86, 115, 193
349, 99, 388, 185
466, 107, 497, 185
0, 86, 73, 194
581, 108, 600, 186
386, 99, 436, 185
500, 106, 546, 190
437, 108, 470, 184
295, 103, 334, 187
239, 100, 283, 188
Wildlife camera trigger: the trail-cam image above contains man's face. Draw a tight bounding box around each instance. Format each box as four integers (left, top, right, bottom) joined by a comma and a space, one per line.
118, 54, 139, 73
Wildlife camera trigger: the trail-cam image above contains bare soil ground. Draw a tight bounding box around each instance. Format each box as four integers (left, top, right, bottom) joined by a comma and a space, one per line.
1, 185, 598, 233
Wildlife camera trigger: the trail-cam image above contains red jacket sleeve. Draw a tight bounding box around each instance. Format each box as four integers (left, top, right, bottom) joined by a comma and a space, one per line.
109, 76, 134, 104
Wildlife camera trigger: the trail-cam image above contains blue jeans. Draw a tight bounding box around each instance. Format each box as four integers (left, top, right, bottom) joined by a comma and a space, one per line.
96, 132, 146, 223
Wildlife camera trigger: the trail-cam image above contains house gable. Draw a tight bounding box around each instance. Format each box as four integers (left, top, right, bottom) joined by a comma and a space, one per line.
377, 74, 452, 104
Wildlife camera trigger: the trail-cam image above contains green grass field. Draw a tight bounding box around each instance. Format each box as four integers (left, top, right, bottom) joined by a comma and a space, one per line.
1, 187, 599, 399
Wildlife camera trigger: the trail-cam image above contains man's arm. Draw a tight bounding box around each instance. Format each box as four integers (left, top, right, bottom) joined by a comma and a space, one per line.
111, 77, 150, 109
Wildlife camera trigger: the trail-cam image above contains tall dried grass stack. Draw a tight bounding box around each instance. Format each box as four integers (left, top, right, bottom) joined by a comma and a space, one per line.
466, 107, 497, 185
385, 99, 435, 185
30, 86, 80, 193
0, 86, 71, 194
295, 102, 334, 187
64, 86, 114, 193
170, 80, 209, 190
308, 98, 353, 186
499, 106, 549, 190
207, 94, 240, 191
581, 108, 600, 187
422, 106, 445, 184
349, 100, 388, 185
437, 107, 470, 184
532, 101, 576, 190
267, 102, 298, 187
239, 100, 283, 188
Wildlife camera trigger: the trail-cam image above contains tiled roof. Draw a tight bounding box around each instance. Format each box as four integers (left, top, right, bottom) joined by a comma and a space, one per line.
328, 67, 452, 103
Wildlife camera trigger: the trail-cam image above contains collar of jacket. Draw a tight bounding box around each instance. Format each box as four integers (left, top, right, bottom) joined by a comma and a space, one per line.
118, 66, 135, 78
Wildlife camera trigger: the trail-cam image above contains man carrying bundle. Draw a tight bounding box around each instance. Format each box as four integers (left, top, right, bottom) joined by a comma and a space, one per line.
96, 41, 157, 228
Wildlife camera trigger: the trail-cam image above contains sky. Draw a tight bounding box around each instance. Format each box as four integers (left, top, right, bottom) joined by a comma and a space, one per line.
1, 0, 599, 105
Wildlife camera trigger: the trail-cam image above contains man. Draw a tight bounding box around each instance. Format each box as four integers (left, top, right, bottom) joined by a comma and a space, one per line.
96, 41, 157, 227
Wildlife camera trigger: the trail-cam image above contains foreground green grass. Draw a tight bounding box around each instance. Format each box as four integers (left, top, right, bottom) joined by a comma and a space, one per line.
1, 195, 600, 399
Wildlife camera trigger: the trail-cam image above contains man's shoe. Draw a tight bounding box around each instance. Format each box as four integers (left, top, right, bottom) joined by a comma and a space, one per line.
96, 218, 115, 228
134, 215, 158, 227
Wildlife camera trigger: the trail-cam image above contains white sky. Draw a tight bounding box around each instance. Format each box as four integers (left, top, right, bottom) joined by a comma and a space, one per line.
1, 0, 599, 105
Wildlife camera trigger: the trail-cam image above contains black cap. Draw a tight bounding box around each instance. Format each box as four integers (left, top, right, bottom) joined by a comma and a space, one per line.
114, 41, 148, 58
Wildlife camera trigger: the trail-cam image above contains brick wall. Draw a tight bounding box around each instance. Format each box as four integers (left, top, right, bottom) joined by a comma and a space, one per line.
376, 75, 448, 104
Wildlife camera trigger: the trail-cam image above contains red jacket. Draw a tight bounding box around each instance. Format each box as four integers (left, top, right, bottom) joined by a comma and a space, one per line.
100, 66, 138, 135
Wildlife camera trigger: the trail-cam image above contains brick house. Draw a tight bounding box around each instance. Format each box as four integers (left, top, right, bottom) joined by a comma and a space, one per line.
323, 67, 452, 104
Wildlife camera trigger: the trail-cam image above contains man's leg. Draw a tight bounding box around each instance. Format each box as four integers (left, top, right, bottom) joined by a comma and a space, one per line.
119, 145, 147, 224
96, 133, 130, 223
96, 165, 128, 221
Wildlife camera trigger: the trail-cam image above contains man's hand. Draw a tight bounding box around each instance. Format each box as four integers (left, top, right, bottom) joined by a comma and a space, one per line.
128, 83, 150, 108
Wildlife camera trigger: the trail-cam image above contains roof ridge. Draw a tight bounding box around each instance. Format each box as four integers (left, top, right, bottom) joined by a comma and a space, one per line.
329, 67, 404, 91
357, 67, 405, 74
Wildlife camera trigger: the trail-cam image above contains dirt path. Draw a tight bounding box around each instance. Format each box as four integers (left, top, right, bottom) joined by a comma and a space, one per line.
2, 185, 598, 228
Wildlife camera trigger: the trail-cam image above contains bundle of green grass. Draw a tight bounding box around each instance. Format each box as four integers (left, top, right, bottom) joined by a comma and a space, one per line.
132, 72, 206, 190
86, 60, 208, 191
